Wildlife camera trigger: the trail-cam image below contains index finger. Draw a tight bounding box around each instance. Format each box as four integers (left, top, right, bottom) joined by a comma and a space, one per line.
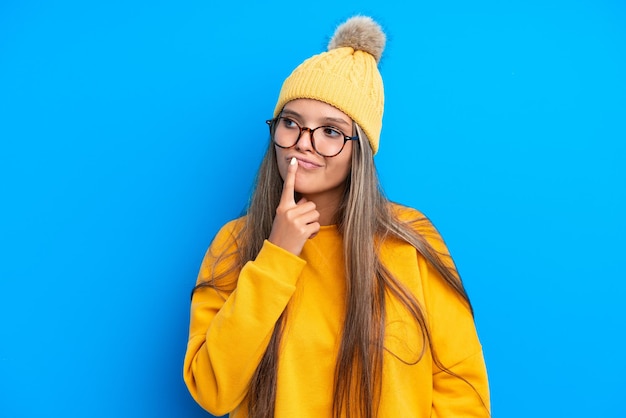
280, 157, 298, 206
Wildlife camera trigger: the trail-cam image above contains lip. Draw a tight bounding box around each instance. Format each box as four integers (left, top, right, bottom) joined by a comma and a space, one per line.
287, 155, 323, 169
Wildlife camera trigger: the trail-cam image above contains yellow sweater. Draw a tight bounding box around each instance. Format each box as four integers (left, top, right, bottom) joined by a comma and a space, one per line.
184, 205, 490, 417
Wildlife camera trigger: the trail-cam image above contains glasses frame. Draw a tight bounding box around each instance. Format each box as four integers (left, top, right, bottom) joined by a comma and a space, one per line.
266, 116, 358, 158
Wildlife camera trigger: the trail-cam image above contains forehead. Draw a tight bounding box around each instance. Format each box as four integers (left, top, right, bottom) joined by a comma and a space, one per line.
282, 99, 353, 127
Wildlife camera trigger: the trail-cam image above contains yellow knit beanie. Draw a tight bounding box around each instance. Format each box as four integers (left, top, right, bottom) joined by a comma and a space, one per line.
273, 16, 386, 155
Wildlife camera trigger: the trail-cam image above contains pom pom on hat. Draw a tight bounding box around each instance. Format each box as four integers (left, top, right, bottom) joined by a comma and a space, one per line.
328, 16, 386, 63
273, 15, 386, 155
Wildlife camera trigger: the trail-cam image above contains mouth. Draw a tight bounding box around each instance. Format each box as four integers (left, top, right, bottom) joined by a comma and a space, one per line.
288, 156, 323, 169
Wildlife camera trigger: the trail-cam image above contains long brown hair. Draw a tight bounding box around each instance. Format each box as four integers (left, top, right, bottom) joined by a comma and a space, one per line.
194, 125, 474, 418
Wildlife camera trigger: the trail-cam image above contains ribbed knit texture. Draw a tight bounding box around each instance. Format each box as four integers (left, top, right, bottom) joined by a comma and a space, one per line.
273, 46, 384, 154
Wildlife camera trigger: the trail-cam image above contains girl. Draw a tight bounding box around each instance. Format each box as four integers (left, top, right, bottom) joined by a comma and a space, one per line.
184, 15, 490, 418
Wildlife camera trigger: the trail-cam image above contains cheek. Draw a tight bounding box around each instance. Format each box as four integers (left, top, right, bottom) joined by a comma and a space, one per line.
339, 160, 352, 181
326, 157, 352, 186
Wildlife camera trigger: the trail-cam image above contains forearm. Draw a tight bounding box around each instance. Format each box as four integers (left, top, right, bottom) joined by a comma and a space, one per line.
183, 240, 305, 414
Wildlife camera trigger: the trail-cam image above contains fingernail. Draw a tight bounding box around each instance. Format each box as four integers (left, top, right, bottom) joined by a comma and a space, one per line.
290, 157, 297, 166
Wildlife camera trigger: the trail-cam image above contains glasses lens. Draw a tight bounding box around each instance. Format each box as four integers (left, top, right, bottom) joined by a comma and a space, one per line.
311, 127, 345, 157
273, 117, 300, 148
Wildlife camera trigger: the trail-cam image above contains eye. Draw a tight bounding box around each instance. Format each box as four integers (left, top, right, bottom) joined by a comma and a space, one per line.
321, 127, 343, 139
280, 117, 299, 129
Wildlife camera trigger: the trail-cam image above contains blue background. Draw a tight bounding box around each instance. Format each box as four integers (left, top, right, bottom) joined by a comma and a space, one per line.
1, 0, 624, 417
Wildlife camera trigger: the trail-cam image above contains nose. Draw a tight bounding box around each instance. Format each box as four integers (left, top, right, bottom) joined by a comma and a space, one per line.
295, 127, 315, 153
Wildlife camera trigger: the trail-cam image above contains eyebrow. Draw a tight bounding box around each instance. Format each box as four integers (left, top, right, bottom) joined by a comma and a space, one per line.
281, 109, 352, 130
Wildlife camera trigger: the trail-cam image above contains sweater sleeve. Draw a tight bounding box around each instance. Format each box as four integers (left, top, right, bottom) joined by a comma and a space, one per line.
415, 215, 491, 417
183, 220, 306, 416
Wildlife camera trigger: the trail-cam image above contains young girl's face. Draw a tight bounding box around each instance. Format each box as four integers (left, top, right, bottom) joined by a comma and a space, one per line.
274, 98, 354, 201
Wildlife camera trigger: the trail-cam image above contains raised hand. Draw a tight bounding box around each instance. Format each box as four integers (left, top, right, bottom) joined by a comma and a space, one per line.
268, 157, 321, 256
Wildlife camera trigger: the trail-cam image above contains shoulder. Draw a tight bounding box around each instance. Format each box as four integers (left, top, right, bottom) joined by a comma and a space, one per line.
217, 215, 247, 236
389, 202, 426, 222
388, 202, 449, 254
389, 202, 437, 235
199, 216, 248, 284
209, 215, 248, 251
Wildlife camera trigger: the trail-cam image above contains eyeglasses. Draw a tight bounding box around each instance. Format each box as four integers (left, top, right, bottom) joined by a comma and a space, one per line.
266, 116, 358, 157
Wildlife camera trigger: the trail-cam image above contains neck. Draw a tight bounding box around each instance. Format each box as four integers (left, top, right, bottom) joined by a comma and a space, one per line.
299, 188, 344, 226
